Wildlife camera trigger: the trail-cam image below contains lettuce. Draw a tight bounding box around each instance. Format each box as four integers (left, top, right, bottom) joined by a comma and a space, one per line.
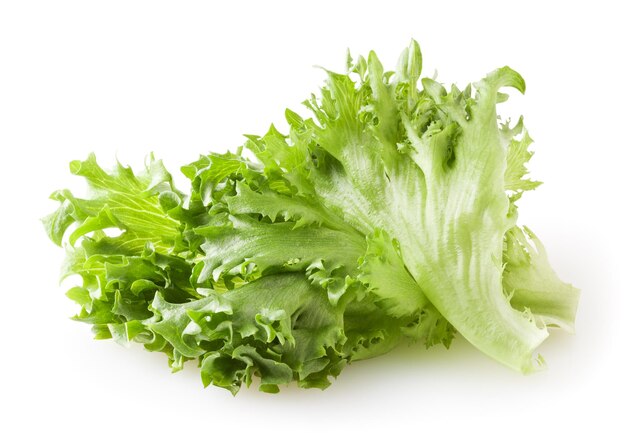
44, 40, 579, 393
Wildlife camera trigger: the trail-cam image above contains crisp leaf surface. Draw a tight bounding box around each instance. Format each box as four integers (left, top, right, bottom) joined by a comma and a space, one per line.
45, 40, 578, 393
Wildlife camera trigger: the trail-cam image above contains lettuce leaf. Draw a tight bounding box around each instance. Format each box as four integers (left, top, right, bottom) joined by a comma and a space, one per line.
44, 40, 579, 393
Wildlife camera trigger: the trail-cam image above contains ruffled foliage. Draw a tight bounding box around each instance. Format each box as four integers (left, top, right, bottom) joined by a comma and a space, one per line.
45, 40, 578, 393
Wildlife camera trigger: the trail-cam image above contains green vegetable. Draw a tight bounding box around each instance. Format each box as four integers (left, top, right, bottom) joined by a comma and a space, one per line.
44, 40, 579, 393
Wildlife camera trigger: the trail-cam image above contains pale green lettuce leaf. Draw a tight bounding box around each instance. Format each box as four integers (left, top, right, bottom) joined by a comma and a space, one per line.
264, 42, 570, 372
504, 226, 580, 332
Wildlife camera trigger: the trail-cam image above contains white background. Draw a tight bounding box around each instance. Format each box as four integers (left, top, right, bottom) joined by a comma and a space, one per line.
1, 1, 624, 434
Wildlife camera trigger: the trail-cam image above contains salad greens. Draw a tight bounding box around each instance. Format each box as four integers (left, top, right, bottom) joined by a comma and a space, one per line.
44, 40, 579, 393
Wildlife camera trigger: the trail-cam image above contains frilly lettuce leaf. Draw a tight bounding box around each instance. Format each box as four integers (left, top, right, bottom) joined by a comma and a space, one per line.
45, 40, 578, 393
504, 226, 579, 332
43, 153, 183, 252
245, 41, 577, 372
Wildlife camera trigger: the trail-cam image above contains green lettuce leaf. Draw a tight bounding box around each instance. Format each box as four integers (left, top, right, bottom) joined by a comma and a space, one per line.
45, 40, 578, 393
234, 40, 577, 372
